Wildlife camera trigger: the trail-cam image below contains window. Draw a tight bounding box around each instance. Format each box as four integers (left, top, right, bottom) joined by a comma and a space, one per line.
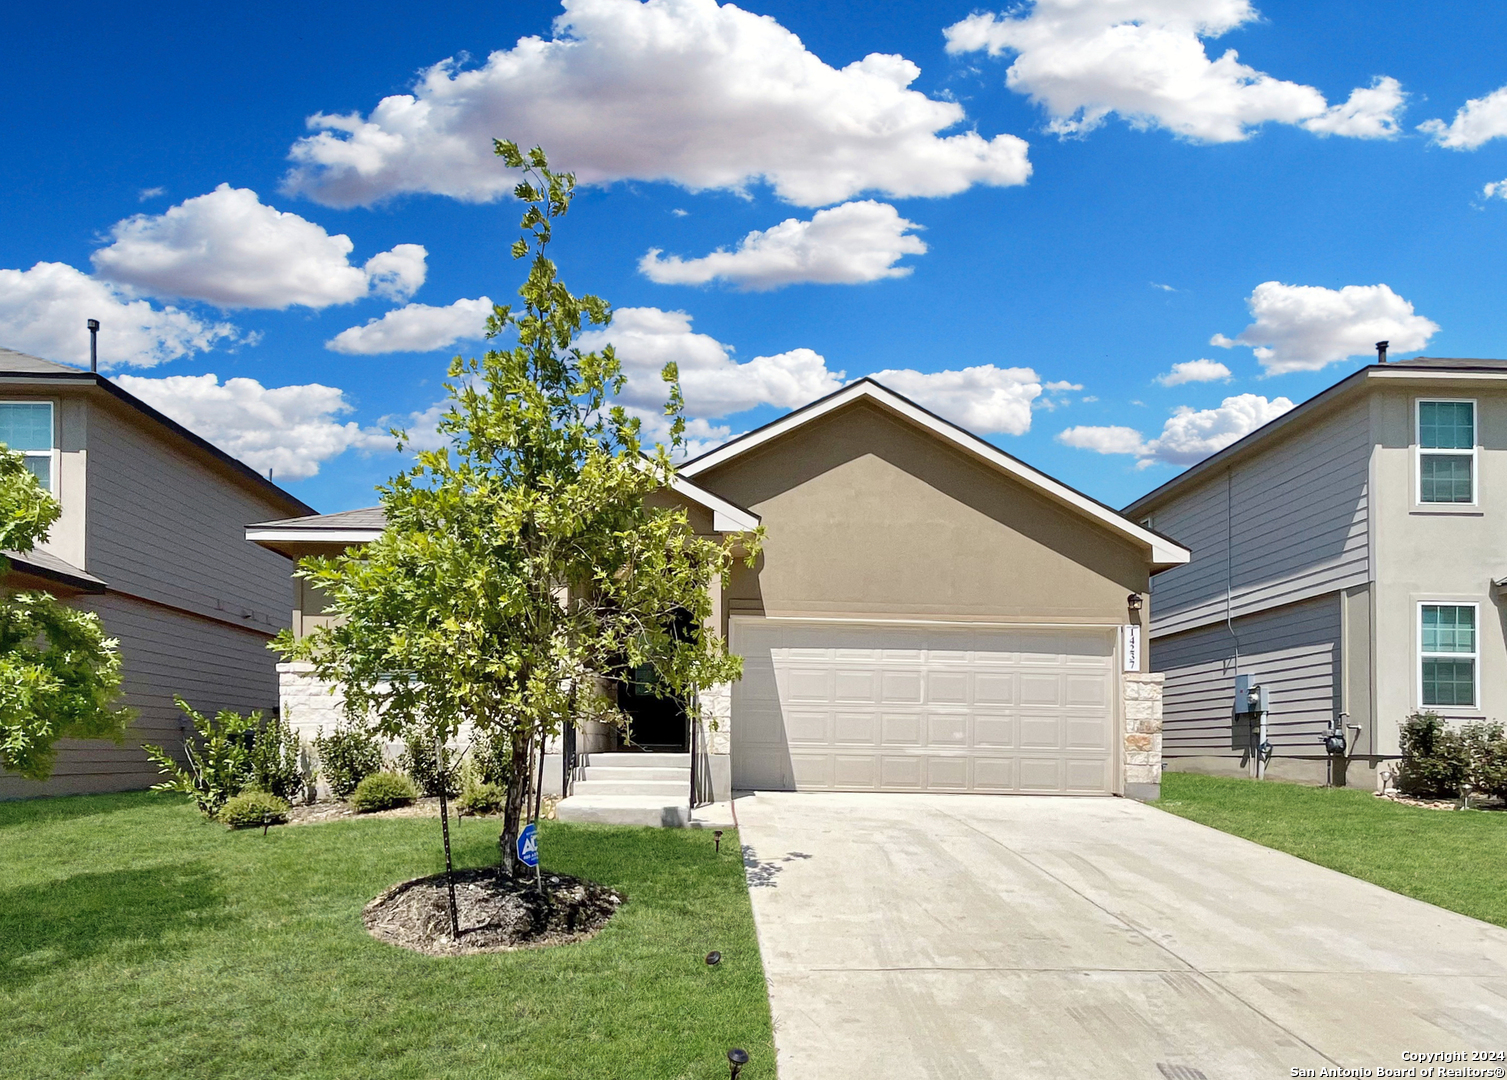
0, 401, 55, 491
1417, 399, 1475, 504
1420, 603, 1478, 708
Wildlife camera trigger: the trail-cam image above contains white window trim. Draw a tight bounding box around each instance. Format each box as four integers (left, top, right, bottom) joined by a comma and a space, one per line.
1417, 600, 1481, 711
0, 399, 58, 493
1415, 397, 1478, 507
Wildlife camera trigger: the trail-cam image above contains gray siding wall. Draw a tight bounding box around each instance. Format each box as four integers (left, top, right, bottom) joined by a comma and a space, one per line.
1148, 399, 1371, 637
84, 400, 293, 637
1155, 594, 1341, 758
0, 592, 280, 799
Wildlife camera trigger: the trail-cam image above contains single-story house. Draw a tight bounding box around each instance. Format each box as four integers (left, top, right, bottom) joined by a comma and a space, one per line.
250, 379, 1188, 816
0, 347, 314, 798
1125, 355, 1507, 786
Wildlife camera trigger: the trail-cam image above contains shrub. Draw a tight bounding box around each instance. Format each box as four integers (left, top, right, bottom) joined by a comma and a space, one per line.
250, 713, 305, 802
313, 722, 383, 800
1461, 721, 1507, 801
351, 771, 418, 813
1396, 712, 1468, 798
220, 790, 291, 829
143, 697, 258, 817
398, 729, 460, 798
457, 759, 507, 816
469, 729, 512, 786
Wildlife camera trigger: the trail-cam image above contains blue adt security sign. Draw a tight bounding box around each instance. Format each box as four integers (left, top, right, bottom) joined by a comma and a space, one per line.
516, 822, 539, 868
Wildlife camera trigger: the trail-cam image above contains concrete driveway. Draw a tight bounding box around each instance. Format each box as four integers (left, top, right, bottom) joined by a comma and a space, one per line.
734, 791, 1507, 1080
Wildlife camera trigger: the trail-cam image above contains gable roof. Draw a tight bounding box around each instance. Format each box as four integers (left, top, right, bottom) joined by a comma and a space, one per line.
681, 378, 1190, 570
0, 346, 314, 517
1124, 356, 1507, 518
245, 473, 758, 555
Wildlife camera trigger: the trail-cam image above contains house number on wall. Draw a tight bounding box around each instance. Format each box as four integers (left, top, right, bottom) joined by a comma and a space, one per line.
1121, 624, 1141, 672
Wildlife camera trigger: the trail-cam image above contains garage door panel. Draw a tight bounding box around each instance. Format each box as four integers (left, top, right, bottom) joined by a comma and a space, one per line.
834, 711, 880, 745
1018, 757, 1065, 791
782, 668, 834, 702
880, 671, 924, 703
833, 755, 879, 788
972, 714, 1017, 748
926, 670, 970, 704
785, 709, 832, 744
927, 756, 969, 790
973, 672, 1016, 706
972, 756, 1018, 791
731, 620, 1115, 795
879, 755, 924, 789
1065, 757, 1111, 793
1018, 713, 1064, 749
834, 669, 879, 703
926, 712, 968, 746
880, 711, 924, 746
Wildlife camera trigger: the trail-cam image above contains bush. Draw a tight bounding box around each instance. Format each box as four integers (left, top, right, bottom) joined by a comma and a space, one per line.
143, 697, 258, 817
1462, 721, 1507, 801
398, 729, 460, 798
469, 729, 513, 786
457, 759, 507, 816
351, 771, 418, 813
219, 790, 291, 829
250, 713, 305, 802
1397, 712, 1468, 798
313, 722, 383, 800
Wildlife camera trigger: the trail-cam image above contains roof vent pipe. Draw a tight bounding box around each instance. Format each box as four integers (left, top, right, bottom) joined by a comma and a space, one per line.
1376, 340, 1389, 364
87, 318, 100, 372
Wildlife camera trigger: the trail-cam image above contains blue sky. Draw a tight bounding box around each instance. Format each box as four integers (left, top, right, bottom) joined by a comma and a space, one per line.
3, 0, 1505, 513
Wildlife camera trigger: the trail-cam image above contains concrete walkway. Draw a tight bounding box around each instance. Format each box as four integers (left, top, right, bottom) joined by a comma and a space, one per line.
734, 791, 1507, 1079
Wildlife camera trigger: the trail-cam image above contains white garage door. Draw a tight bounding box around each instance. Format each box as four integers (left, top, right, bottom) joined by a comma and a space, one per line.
730, 619, 1117, 795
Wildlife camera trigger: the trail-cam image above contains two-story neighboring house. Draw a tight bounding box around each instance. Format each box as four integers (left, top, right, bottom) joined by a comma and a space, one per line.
1125, 356, 1507, 787
0, 347, 315, 798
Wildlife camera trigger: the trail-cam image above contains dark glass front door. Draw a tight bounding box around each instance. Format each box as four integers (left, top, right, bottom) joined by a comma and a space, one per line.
618, 663, 689, 751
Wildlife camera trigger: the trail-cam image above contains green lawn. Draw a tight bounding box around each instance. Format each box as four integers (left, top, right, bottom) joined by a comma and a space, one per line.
0, 791, 774, 1080
1156, 770, 1507, 928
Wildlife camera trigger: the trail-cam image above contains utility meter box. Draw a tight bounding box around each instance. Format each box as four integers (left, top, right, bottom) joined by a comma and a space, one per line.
1231, 675, 1269, 750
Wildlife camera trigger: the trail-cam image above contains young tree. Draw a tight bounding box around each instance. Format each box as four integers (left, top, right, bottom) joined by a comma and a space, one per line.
277, 142, 758, 877
0, 447, 131, 779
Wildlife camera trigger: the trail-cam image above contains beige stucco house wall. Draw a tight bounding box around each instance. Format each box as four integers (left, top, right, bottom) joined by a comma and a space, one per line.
0, 347, 313, 799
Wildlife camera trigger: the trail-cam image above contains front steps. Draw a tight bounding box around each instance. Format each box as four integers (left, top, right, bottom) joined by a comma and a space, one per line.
555, 753, 730, 828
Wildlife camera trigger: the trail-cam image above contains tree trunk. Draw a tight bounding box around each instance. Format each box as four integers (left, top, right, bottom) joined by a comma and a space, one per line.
498, 733, 534, 878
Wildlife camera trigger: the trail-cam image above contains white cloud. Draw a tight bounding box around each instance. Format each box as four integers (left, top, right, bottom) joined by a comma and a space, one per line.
866, 365, 1044, 435
1058, 393, 1294, 466
1155, 358, 1231, 386
1420, 84, 1507, 149
283, 0, 1031, 208
327, 297, 494, 354
1302, 77, 1406, 138
116, 373, 392, 480
138, 186, 165, 201
640, 201, 926, 290
577, 306, 845, 419
0, 261, 236, 369
91, 185, 426, 309
944, 1, 1402, 144
1212, 281, 1439, 375
1485, 179, 1507, 200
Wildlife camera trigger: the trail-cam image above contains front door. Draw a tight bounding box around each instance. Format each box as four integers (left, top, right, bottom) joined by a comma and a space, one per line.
618, 663, 689, 751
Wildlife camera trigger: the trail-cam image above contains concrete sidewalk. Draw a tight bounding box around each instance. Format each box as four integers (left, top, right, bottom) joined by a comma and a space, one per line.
734, 791, 1507, 1079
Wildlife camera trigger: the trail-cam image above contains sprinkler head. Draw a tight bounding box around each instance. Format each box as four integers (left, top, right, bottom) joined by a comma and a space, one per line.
705, 951, 722, 966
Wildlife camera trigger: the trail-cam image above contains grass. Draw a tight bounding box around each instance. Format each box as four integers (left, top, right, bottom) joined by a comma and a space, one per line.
1156, 770, 1507, 928
0, 791, 774, 1080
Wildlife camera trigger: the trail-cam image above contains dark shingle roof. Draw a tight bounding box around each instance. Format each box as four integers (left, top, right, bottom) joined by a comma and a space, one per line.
1392, 356, 1507, 369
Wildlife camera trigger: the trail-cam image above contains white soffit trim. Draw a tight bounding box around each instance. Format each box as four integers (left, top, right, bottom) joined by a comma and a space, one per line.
244, 527, 384, 544
682, 380, 1189, 567
668, 472, 760, 532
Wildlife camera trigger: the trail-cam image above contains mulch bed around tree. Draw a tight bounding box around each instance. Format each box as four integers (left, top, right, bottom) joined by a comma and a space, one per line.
363, 867, 624, 955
